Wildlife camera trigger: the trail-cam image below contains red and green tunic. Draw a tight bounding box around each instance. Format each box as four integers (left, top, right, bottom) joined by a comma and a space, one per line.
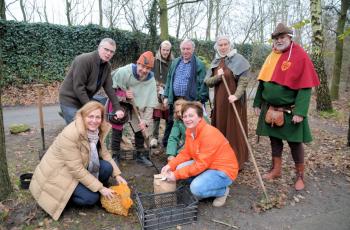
253, 42, 320, 143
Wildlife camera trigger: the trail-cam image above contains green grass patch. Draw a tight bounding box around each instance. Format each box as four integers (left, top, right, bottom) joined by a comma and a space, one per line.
319, 110, 342, 120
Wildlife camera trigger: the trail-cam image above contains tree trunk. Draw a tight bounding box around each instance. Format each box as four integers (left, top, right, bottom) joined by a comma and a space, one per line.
348, 113, 350, 146
206, 0, 213, 41
66, 0, 72, 26
20, 0, 27, 22
215, 0, 220, 38
0, 0, 5, 20
310, 0, 332, 111
330, 0, 350, 100
159, 0, 169, 40
99, 0, 103, 26
148, 0, 158, 49
0, 90, 12, 200
176, 1, 183, 39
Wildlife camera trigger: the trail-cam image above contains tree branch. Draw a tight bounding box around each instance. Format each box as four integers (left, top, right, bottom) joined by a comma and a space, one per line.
167, 0, 203, 10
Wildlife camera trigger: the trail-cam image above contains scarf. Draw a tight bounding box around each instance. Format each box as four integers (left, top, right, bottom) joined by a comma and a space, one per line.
87, 129, 100, 178
257, 42, 320, 89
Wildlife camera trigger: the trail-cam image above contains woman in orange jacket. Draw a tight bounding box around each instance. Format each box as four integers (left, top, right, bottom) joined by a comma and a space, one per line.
161, 101, 239, 207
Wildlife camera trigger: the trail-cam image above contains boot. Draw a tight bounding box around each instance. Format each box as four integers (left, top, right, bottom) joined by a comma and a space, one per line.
112, 151, 120, 165
262, 157, 281, 180
294, 163, 305, 191
136, 150, 153, 167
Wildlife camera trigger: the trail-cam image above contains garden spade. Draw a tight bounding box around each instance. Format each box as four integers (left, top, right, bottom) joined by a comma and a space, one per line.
128, 98, 159, 172
35, 84, 46, 159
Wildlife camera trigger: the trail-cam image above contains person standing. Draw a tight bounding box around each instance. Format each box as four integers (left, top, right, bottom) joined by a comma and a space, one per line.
163, 38, 209, 147
110, 51, 158, 166
59, 38, 124, 124
150, 40, 174, 148
253, 23, 320, 191
205, 35, 251, 170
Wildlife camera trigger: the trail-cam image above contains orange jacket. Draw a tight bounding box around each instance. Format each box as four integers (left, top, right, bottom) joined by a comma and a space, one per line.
168, 119, 239, 180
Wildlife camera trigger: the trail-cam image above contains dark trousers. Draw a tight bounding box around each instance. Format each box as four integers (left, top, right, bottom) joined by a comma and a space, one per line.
111, 128, 144, 151
270, 136, 304, 164
70, 160, 113, 206
162, 104, 174, 147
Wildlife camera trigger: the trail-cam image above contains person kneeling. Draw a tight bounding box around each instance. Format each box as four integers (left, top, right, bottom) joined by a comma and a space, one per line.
161, 101, 239, 207
30, 101, 127, 220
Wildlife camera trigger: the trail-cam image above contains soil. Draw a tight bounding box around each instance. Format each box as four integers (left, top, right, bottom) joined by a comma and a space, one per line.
1, 85, 350, 230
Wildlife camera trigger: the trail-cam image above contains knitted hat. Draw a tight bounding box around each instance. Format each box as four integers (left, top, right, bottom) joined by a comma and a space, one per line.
271, 23, 293, 39
137, 51, 154, 68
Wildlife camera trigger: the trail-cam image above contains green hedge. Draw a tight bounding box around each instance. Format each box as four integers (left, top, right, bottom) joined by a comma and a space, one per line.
0, 20, 269, 87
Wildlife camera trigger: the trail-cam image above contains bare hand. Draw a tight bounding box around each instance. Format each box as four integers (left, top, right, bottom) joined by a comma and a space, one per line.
167, 156, 175, 162
126, 90, 134, 99
163, 98, 168, 109
228, 95, 238, 103
292, 115, 304, 124
254, 107, 261, 116
99, 187, 115, 200
217, 68, 224, 76
115, 175, 127, 184
161, 164, 171, 175
114, 110, 125, 119
138, 120, 146, 131
166, 172, 176, 182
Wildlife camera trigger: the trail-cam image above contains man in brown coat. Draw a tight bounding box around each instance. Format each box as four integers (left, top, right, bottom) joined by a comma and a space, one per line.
59, 38, 124, 124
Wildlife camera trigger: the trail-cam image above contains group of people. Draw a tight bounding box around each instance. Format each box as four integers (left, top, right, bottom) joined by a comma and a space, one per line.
29, 22, 320, 220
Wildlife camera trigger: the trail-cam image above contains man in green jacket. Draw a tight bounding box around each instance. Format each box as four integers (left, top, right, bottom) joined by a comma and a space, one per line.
253, 23, 320, 191
59, 38, 124, 124
163, 38, 209, 147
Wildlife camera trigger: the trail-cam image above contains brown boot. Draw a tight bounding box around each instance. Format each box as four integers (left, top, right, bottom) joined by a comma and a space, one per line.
262, 157, 282, 180
295, 163, 305, 191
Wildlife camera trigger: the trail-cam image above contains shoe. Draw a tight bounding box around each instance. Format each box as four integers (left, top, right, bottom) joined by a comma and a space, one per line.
136, 152, 153, 167
150, 138, 158, 148
213, 187, 230, 207
262, 157, 282, 180
294, 163, 305, 191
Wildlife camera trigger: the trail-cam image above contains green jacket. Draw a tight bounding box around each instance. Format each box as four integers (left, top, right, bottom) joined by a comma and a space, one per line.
253, 81, 312, 142
166, 116, 210, 156
164, 55, 208, 104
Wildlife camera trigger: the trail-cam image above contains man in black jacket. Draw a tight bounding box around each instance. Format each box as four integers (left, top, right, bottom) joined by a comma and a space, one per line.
59, 38, 124, 124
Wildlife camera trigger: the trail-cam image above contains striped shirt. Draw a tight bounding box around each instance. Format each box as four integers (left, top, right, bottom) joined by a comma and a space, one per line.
173, 59, 192, 97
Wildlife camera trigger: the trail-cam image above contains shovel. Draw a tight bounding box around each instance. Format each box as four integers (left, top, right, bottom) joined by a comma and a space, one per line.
221, 75, 269, 201
128, 97, 160, 173
35, 84, 46, 159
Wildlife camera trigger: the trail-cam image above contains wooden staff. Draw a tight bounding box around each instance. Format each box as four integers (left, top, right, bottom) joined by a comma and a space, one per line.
221, 75, 269, 201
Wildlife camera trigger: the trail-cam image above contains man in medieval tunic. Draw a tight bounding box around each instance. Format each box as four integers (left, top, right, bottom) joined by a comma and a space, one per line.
253, 23, 320, 191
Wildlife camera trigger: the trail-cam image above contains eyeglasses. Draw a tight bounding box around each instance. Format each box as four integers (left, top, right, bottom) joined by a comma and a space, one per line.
102, 47, 115, 54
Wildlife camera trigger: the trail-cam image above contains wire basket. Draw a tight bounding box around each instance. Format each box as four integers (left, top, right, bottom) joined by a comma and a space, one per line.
134, 186, 198, 230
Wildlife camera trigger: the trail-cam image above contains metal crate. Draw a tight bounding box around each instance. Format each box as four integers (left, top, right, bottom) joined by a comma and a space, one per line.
134, 186, 198, 230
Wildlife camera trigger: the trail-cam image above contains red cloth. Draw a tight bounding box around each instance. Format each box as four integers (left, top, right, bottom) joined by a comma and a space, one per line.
153, 108, 169, 119
270, 43, 320, 90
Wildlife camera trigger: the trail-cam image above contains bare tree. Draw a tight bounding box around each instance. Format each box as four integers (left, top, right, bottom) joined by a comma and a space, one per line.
310, 0, 333, 111
330, 0, 350, 100
65, 0, 95, 26
19, 0, 27, 21
99, 0, 103, 26
104, 0, 129, 28
205, 0, 214, 40
0, 0, 5, 19
0, 57, 12, 199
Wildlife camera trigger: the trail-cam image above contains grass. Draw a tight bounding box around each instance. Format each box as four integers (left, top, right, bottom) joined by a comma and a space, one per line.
319, 109, 343, 120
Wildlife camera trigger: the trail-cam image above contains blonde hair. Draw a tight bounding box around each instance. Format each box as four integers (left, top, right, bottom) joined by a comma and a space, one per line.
76, 101, 108, 131
174, 99, 187, 119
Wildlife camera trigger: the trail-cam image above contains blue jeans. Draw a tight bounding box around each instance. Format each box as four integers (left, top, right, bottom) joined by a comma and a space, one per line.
60, 103, 78, 124
176, 160, 232, 199
71, 160, 113, 206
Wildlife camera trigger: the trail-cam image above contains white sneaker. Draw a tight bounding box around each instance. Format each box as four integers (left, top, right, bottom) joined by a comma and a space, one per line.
212, 187, 230, 207
150, 138, 158, 148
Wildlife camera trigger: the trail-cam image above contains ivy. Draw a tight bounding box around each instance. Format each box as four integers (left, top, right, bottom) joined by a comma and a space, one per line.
0, 20, 269, 88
